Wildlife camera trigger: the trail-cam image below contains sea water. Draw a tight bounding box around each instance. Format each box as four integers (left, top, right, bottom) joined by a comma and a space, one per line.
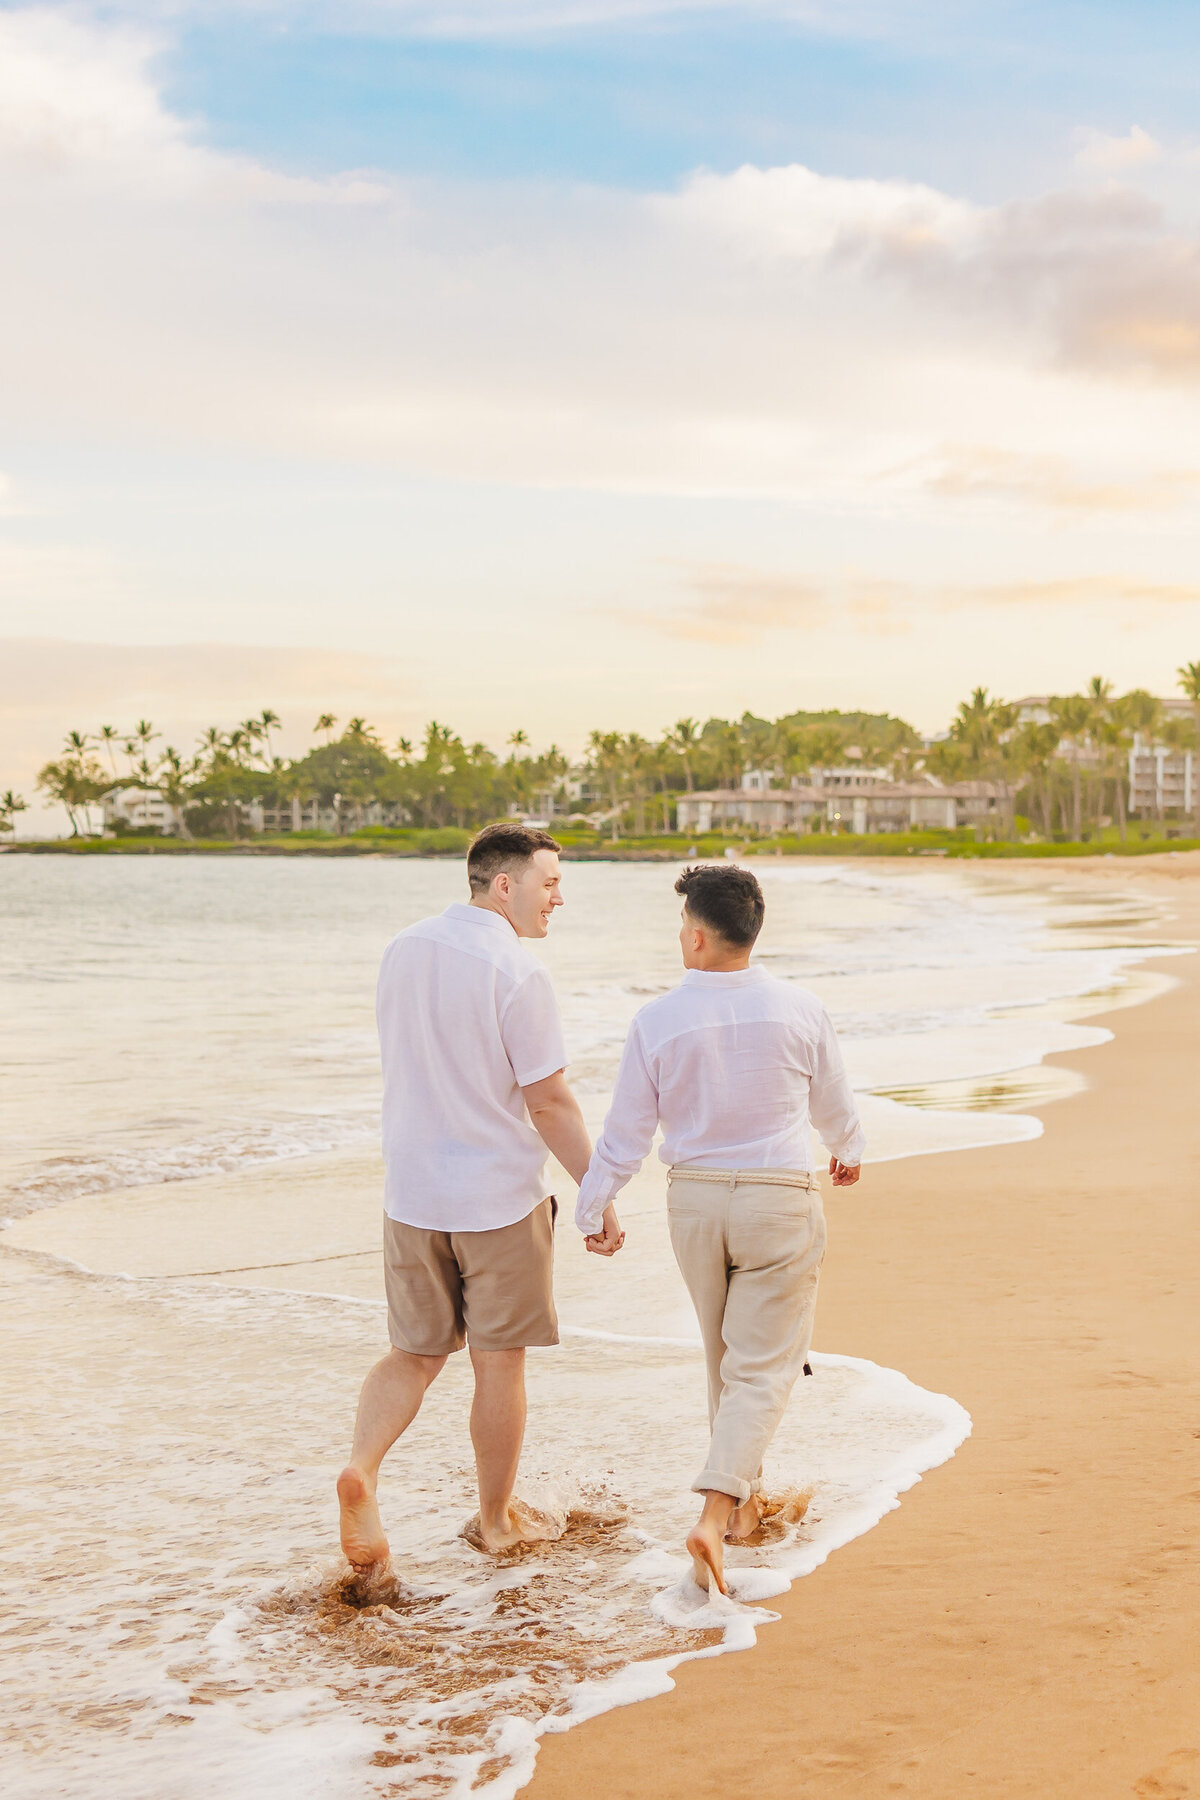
0, 855, 1182, 1798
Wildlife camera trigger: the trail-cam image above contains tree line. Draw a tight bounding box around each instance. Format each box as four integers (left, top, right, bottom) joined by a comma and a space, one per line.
10, 662, 1200, 842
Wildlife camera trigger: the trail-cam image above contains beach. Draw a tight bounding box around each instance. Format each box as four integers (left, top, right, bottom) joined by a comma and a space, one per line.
530, 855, 1200, 1800
1, 852, 1196, 1797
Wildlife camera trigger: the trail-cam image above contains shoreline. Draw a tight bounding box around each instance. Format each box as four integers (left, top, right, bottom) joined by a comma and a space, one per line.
5, 839, 1200, 862
3, 853, 1195, 1796
524, 855, 1200, 1800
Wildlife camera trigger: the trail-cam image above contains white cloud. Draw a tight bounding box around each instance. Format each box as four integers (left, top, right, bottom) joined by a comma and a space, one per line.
1073, 125, 1163, 173
1, 3, 1199, 520
60, 0, 904, 40
2, 4, 1200, 757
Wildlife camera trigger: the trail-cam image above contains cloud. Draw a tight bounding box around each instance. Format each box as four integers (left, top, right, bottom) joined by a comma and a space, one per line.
907, 446, 1200, 514
60, 0, 905, 40
617, 565, 1200, 646
615, 563, 827, 643
3, 4, 1200, 527
1073, 125, 1163, 173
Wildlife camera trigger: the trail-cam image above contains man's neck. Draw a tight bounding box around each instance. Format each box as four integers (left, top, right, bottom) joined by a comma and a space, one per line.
468, 894, 519, 934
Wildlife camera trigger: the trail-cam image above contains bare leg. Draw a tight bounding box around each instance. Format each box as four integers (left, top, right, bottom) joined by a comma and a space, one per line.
337, 1349, 446, 1568
468, 1347, 555, 1553
686, 1489, 737, 1594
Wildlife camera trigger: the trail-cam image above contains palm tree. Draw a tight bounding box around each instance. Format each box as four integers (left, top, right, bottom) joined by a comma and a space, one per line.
259, 709, 281, 763
1178, 660, 1200, 833
135, 720, 160, 766
1048, 694, 1094, 840
0, 789, 28, 838
1012, 723, 1061, 837
667, 718, 699, 792
315, 713, 338, 743
157, 749, 194, 840
949, 688, 1019, 837
588, 730, 625, 841
1119, 690, 1163, 829
98, 725, 121, 782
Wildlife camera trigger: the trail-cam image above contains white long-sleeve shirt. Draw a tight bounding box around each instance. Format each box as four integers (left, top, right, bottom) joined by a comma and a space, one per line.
575, 965, 865, 1234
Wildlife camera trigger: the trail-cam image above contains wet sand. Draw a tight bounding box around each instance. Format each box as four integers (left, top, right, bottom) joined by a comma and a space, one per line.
527, 855, 1200, 1800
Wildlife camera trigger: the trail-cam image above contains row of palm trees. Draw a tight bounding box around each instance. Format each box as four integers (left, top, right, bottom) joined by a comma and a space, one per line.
934, 668, 1200, 840
19, 667, 1200, 839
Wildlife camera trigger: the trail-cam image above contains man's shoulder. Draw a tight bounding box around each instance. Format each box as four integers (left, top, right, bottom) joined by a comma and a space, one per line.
381, 912, 545, 983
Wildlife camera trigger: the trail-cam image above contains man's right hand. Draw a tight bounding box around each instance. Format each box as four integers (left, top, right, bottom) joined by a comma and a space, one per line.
585, 1205, 625, 1256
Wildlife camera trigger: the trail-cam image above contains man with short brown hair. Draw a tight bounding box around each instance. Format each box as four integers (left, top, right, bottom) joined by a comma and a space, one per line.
577, 864, 863, 1594
337, 823, 622, 1569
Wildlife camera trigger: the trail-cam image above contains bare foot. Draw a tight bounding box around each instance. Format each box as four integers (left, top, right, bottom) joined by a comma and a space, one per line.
685, 1519, 728, 1595
724, 1494, 762, 1542
462, 1498, 560, 1557
337, 1466, 390, 1570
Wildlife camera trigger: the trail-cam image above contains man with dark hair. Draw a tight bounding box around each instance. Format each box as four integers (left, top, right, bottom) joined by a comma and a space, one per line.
338, 822, 623, 1571
576, 863, 864, 1595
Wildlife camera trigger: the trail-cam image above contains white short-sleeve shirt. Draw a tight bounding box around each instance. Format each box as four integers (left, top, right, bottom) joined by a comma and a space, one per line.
377, 902, 567, 1231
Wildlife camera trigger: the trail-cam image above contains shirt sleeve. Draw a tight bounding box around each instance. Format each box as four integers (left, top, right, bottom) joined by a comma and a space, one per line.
575, 1019, 660, 1235
500, 966, 568, 1088
810, 1006, 866, 1167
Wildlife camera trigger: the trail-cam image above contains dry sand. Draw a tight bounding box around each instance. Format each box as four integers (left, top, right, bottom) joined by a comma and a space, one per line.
527, 855, 1200, 1800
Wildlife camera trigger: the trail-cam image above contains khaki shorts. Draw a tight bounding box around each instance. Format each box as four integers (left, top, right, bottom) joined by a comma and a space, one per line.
383, 1197, 558, 1355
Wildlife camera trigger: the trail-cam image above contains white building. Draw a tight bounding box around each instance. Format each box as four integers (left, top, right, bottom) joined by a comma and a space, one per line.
101, 787, 180, 835
1128, 736, 1194, 819
676, 774, 1000, 836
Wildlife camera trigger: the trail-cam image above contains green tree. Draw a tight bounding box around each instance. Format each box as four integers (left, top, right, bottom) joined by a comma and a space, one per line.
37, 752, 108, 836
1048, 694, 1094, 840
0, 789, 28, 838
666, 718, 700, 792
1178, 660, 1200, 833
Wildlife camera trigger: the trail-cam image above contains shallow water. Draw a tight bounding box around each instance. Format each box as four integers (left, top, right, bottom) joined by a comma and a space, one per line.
0, 855, 1182, 1798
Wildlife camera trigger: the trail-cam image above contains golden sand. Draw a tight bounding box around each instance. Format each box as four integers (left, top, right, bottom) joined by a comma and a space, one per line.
526, 855, 1200, 1800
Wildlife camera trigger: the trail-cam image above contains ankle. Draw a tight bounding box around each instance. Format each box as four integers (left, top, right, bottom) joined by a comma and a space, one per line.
340, 1462, 377, 1494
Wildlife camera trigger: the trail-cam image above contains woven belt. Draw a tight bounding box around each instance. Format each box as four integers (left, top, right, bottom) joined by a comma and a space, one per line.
667, 1167, 817, 1191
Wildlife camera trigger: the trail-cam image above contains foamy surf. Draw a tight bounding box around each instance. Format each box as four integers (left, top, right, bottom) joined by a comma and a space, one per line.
0, 856, 1181, 1799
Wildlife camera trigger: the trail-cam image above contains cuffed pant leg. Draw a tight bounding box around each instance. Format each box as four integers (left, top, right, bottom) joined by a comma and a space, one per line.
699, 1188, 826, 1504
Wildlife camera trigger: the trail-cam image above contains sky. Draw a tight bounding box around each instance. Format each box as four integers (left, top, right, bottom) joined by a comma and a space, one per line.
3, 0, 1200, 828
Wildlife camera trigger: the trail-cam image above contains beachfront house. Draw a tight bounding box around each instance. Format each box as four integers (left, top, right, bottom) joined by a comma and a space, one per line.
675, 769, 1001, 836
101, 787, 181, 835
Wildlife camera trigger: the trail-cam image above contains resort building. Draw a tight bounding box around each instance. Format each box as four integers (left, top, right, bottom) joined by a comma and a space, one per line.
1128, 736, 1195, 819
675, 770, 1001, 836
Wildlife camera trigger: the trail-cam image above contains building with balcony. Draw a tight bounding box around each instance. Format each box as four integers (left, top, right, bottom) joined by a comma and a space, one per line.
1127, 736, 1194, 819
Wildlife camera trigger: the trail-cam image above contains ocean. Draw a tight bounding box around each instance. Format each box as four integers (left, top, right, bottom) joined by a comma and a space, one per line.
0, 853, 1179, 1799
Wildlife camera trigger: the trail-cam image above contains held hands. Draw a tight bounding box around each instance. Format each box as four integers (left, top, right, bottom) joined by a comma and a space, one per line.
829, 1155, 861, 1188
584, 1204, 625, 1257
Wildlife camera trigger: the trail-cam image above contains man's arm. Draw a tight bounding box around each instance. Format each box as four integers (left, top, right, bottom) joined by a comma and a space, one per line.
521, 1071, 625, 1255
574, 1021, 659, 1244
521, 1069, 591, 1185
811, 1007, 866, 1188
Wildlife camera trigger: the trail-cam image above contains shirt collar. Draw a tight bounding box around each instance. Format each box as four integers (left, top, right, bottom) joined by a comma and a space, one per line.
444, 902, 516, 936
681, 965, 767, 987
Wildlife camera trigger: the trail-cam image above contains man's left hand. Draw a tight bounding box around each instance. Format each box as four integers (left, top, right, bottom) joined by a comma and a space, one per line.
585, 1204, 625, 1256
829, 1157, 861, 1187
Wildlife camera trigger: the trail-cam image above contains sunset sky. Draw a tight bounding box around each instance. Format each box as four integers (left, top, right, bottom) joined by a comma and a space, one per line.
3, 1, 1200, 826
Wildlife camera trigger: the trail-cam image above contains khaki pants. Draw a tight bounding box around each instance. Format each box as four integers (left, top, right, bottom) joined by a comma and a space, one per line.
667, 1167, 826, 1506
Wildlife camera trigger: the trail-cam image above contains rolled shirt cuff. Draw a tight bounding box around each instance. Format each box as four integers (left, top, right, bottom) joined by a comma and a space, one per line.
574, 1180, 613, 1236
828, 1123, 866, 1167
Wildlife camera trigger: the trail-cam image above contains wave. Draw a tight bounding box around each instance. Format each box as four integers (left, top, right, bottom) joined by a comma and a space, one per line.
3, 1111, 379, 1220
